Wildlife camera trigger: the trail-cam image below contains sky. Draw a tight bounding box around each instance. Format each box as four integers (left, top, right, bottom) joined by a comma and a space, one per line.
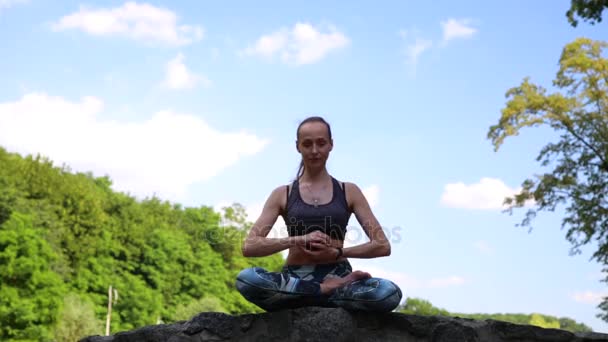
1, 0, 608, 332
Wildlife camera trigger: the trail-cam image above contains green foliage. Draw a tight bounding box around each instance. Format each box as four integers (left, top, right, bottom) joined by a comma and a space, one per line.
488, 38, 608, 320
172, 297, 227, 322
0, 146, 284, 338
567, 0, 608, 26
398, 297, 592, 333
0, 212, 66, 341
54, 293, 103, 342
397, 297, 450, 316
0, 146, 597, 336
529, 313, 560, 329
559, 316, 594, 332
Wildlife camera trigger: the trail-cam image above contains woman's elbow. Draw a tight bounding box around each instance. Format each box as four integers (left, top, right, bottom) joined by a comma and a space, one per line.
377, 242, 391, 257
241, 241, 253, 257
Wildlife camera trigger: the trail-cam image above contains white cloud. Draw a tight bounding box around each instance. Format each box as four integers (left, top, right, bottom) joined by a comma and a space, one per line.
400, 19, 476, 71
355, 264, 422, 291
0, 93, 267, 200
52, 2, 204, 46
214, 199, 274, 228
473, 240, 493, 254
440, 177, 527, 210
343, 226, 365, 248
441, 18, 477, 42
246, 30, 288, 58
164, 53, 210, 90
428, 276, 466, 288
572, 291, 608, 304
243, 22, 350, 65
348, 264, 465, 294
403, 37, 432, 69
243, 200, 288, 239
361, 184, 379, 208
216, 198, 289, 258
244, 201, 264, 224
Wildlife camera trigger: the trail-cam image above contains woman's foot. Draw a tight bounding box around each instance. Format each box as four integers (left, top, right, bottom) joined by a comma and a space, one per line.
320, 270, 371, 295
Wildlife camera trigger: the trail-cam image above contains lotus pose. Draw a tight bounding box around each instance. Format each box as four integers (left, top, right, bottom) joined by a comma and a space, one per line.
236, 116, 402, 312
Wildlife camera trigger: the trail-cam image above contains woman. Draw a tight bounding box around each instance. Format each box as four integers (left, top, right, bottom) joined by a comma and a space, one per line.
236, 116, 402, 312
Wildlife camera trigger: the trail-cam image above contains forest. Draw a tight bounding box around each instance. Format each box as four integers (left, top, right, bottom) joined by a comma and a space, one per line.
0, 146, 593, 340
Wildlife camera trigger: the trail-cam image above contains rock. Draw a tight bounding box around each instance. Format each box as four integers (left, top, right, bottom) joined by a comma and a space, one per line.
80, 307, 608, 342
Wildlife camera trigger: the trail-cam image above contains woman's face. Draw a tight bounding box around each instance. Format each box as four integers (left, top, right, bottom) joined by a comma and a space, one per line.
297, 121, 333, 168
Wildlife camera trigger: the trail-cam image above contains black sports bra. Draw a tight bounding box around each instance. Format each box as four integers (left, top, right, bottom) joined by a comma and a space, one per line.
281, 177, 351, 240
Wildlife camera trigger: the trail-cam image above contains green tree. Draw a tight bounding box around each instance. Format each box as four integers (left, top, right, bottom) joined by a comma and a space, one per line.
567, 0, 608, 26
487, 38, 608, 320
0, 145, 597, 334
54, 293, 103, 342
559, 317, 593, 332
172, 297, 227, 322
110, 273, 164, 332
397, 297, 450, 316
529, 313, 561, 329
0, 213, 66, 341
399, 297, 592, 333
0, 146, 285, 335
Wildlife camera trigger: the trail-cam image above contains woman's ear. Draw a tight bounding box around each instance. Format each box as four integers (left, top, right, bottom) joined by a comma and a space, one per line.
295, 140, 300, 153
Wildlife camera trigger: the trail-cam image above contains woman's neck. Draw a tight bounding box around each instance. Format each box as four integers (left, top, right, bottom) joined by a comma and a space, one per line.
300, 168, 331, 184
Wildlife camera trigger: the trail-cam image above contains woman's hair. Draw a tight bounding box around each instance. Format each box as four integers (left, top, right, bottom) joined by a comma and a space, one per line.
295, 116, 332, 180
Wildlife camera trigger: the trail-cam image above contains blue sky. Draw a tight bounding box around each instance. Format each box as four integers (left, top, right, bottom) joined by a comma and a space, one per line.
1, 0, 608, 332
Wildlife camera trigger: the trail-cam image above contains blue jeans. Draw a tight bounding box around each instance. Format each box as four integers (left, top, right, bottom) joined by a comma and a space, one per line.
235, 261, 402, 312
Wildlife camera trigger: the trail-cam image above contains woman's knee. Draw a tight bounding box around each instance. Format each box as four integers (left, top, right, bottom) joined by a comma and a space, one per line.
362, 278, 403, 311
377, 280, 403, 311
235, 267, 282, 293
331, 278, 403, 312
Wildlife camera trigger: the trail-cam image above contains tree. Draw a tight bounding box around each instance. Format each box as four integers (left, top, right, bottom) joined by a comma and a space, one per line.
567, 0, 608, 26
398, 298, 591, 332
559, 317, 593, 332
487, 38, 608, 320
172, 297, 227, 322
54, 293, 103, 342
0, 146, 285, 335
529, 313, 560, 329
398, 297, 450, 316
0, 213, 66, 340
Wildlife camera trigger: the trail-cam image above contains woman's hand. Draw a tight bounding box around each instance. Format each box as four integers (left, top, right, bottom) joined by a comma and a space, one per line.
299, 240, 340, 263
293, 231, 331, 248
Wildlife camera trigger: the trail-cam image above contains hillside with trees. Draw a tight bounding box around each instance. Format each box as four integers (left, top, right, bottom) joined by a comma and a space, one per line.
398, 297, 592, 333
0, 146, 283, 340
0, 147, 594, 340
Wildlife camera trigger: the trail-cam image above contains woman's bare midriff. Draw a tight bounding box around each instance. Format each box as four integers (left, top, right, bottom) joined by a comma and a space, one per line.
284, 237, 348, 265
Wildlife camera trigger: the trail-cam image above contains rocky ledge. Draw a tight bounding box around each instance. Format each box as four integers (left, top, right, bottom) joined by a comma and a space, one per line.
81, 307, 608, 342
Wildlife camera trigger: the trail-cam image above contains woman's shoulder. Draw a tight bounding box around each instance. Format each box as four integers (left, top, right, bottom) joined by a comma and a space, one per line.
263, 185, 291, 214
338, 181, 366, 206
269, 184, 289, 197
269, 180, 297, 199
335, 179, 360, 192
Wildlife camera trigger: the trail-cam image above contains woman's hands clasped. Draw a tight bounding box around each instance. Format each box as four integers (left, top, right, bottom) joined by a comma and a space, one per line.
293, 231, 340, 262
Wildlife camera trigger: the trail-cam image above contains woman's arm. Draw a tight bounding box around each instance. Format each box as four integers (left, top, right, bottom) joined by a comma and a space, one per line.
342, 182, 391, 258
241, 186, 294, 257
242, 186, 328, 257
